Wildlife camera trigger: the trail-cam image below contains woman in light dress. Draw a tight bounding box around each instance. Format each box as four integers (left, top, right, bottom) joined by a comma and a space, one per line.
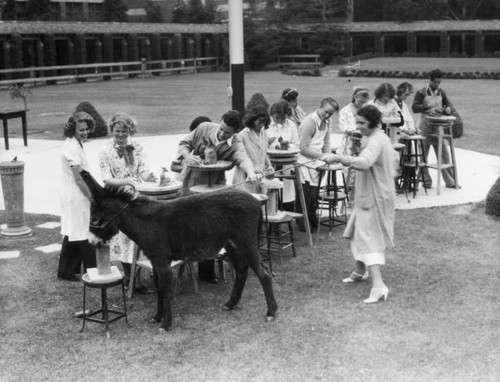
99, 112, 157, 292
281, 88, 307, 127
333, 105, 398, 304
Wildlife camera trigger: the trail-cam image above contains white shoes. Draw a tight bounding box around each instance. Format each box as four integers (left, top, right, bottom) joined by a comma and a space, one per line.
342, 271, 369, 283
363, 286, 389, 304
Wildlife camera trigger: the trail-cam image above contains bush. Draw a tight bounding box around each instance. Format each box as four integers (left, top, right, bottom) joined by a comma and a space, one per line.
485, 176, 500, 216
75, 102, 108, 138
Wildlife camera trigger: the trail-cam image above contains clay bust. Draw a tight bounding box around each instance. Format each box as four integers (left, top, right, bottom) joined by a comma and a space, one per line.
202, 137, 218, 165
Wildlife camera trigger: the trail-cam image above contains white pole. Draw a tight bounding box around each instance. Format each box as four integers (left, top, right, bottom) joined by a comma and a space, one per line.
228, 0, 245, 114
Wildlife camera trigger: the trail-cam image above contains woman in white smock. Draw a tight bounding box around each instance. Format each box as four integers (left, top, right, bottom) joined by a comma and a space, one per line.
57, 112, 97, 282
296, 97, 339, 231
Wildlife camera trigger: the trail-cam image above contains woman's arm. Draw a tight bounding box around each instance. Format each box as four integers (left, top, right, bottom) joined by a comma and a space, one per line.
71, 166, 94, 202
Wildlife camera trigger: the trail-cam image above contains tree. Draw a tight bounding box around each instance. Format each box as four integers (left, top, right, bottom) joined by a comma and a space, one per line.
144, 0, 163, 23
103, 0, 128, 22
2, 0, 16, 20
25, 0, 51, 20
172, 0, 217, 23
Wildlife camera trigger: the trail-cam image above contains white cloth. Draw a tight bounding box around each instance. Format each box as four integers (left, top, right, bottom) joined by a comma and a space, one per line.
60, 137, 91, 241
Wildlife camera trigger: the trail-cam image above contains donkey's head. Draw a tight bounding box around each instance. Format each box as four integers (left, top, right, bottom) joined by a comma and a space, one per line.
80, 170, 122, 244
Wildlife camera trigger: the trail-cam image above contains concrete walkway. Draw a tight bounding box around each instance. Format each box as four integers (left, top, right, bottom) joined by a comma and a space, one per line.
1, 134, 500, 215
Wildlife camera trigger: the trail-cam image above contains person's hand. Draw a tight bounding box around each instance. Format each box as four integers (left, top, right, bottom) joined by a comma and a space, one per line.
268, 137, 277, 146
187, 154, 202, 165
247, 173, 262, 183
443, 106, 451, 115
321, 153, 338, 164
265, 166, 274, 176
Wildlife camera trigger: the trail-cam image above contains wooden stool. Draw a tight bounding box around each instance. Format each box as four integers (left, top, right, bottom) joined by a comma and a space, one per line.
316, 164, 348, 239
262, 212, 296, 267
398, 134, 429, 199
426, 117, 459, 195
80, 268, 129, 338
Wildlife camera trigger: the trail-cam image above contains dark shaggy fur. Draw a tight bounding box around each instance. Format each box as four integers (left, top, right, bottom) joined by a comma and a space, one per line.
82, 171, 277, 331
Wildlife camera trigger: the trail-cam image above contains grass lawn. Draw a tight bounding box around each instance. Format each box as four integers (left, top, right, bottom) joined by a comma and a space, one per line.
1, 57, 499, 155
0, 203, 499, 381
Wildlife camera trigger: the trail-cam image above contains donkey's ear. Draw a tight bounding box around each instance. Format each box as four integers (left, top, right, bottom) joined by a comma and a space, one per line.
80, 170, 105, 201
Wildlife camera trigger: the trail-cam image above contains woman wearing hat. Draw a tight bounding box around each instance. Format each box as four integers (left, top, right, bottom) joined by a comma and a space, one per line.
99, 112, 157, 293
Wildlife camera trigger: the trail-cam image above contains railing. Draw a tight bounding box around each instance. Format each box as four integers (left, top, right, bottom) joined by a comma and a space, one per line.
277, 54, 322, 68
0, 57, 223, 87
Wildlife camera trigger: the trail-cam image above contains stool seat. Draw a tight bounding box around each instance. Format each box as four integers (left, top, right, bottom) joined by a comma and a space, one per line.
80, 267, 129, 338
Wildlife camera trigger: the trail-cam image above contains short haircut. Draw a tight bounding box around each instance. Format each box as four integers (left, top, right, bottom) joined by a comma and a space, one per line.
109, 112, 138, 135
244, 105, 270, 130
396, 82, 414, 97
352, 87, 370, 103
189, 116, 211, 131
281, 88, 299, 103
221, 110, 243, 132
320, 97, 340, 112
357, 105, 382, 129
374, 83, 396, 101
64, 111, 95, 138
429, 69, 443, 80
270, 99, 292, 118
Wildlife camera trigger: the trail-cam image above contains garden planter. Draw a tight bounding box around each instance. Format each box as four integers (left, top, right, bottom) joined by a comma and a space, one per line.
0, 161, 32, 237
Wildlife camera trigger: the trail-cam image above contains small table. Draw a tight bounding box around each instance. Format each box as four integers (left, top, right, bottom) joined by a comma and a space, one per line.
1, 109, 28, 150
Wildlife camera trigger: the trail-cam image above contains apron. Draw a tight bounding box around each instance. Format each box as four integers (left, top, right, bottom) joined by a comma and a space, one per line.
417, 88, 442, 137
297, 125, 328, 186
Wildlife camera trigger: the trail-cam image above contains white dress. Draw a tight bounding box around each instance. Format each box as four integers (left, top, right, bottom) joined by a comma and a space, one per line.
60, 137, 91, 241
99, 138, 151, 263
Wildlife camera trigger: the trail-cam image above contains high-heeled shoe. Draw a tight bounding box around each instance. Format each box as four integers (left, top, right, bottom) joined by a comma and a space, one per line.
342, 271, 369, 283
364, 286, 389, 304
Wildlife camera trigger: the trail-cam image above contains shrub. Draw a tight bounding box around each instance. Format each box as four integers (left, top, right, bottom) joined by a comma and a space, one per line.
75, 102, 108, 138
485, 176, 500, 216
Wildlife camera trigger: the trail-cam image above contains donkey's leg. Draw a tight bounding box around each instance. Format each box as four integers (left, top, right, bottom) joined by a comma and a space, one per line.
151, 267, 163, 323
243, 242, 278, 321
223, 243, 249, 310
157, 265, 174, 331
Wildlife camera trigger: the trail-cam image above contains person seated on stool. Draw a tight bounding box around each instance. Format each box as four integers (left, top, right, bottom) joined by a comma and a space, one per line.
177, 110, 261, 283
411, 69, 458, 189
267, 100, 300, 211
296, 97, 340, 232
99, 113, 157, 294
368, 83, 404, 133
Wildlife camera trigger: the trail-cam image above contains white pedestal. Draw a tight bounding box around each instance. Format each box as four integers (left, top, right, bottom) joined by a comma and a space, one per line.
87, 266, 122, 283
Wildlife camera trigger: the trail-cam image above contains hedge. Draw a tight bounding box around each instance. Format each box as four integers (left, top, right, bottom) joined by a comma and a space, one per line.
485, 176, 500, 216
338, 68, 500, 80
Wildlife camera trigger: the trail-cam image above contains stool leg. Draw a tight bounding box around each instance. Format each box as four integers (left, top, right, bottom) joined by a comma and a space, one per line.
288, 221, 296, 257
101, 288, 110, 338
121, 280, 131, 327
79, 285, 87, 333
187, 262, 199, 294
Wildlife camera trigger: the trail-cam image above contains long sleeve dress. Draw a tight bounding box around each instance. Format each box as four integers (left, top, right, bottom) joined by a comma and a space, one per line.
343, 129, 398, 267
232, 127, 272, 194
99, 138, 152, 264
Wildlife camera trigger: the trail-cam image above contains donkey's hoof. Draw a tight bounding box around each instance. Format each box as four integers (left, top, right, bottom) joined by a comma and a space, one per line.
223, 302, 235, 311
150, 315, 161, 324
266, 315, 276, 322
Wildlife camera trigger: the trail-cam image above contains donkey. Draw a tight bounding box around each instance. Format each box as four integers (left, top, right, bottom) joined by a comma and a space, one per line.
81, 171, 277, 332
